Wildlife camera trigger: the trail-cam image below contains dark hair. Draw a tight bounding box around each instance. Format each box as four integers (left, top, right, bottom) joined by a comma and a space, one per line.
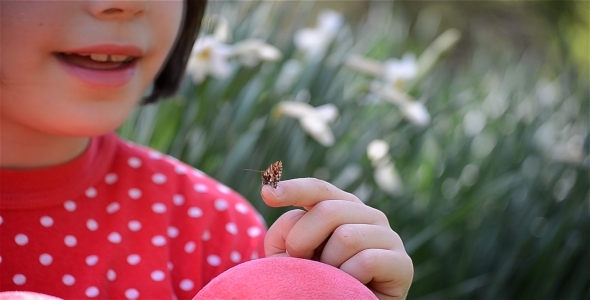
142, 0, 208, 104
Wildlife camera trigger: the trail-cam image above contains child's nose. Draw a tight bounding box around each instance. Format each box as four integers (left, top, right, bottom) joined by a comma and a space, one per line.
86, 0, 147, 21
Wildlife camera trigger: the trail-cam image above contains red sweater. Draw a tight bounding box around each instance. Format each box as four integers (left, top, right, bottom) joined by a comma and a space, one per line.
0, 133, 266, 299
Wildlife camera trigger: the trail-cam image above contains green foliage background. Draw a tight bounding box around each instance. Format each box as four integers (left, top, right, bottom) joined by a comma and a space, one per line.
119, 1, 589, 299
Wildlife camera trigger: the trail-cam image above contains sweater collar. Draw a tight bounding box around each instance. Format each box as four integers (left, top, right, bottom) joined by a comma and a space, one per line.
1, 133, 118, 210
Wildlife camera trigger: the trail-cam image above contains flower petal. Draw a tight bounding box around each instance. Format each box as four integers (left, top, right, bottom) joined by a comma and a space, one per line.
313, 104, 339, 123
367, 140, 390, 163
383, 53, 418, 83
317, 9, 344, 35
374, 162, 403, 195
276, 101, 313, 119
300, 116, 335, 147
401, 101, 431, 127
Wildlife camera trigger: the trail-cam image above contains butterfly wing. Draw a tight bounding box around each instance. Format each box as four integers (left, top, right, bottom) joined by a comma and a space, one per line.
262, 160, 283, 188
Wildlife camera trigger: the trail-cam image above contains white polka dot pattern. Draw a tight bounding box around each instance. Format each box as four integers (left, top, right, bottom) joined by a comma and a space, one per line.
201, 230, 211, 241
15, 234, 28, 246
87, 219, 99, 231
64, 235, 77, 247
167, 226, 179, 238
86, 255, 99, 266
174, 165, 187, 174
128, 220, 142, 232
40, 216, 54, 227
64, 200, 77, 212
152, 203, 167, 214
128, 188, 142, 199
152, 173, 167, 184
214, 199, 229, 211
62, 274, 75, 286
151, 270, 165, 281
105, 173, 118, 184
230, 251, 241, 263
248, 226, 263, 238
193, 183, 208, 193
127, 157, 142, 168
179, 279, 194, 292
207, 255, 221, 267
172, 194, 184, 206
106, 202, 121, 214
125, 288, 140, 300
225, 222, 238, 235
127, 254, 141, 265
107, 269, 116, 281
39, 253, 53, 266
151, 235, 166, 247
108, 232, 122, 244
85, 187, 97, 198
187, 207, 203, 218
217, 184, 231, 194
235, 203, 249, 214
0, 135, 266, 299
184, 241, 196, 254
85, 286, 99, 298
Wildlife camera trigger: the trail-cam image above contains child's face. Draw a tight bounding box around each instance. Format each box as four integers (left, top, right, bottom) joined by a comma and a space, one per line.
1, 1, 184, 137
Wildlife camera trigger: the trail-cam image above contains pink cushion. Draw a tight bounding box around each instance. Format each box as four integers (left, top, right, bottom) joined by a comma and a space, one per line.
194, 257, 377, 299
0, 292, 62, 300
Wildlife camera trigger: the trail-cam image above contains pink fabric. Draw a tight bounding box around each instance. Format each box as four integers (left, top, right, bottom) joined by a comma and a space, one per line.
0, 291, 63, 300
194, 257, 377, 300
0, 133, 265, 299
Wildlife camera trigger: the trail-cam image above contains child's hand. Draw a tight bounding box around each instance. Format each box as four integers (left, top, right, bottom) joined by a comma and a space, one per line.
262, 178, 413, 300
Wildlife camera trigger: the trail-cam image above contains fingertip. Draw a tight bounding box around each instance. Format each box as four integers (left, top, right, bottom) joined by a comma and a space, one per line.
261, 184, 285, 207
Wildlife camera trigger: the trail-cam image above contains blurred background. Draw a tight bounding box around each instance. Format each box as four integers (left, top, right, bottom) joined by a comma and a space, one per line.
119, 1, 589, 299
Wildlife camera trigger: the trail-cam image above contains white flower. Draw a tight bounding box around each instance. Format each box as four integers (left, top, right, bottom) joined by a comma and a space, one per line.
231, 39, 282, 67
294, 9, 343, 57
345, 53, 418, 87
276, 101, 339, 147
186, 35, 233, 83
373, 161, 403, 196
370, 82, 431, 127
344, 54, 383, 77
367, 139, 390, 163
367, 139, 402, 195
400, 101, 431, 127
383, 53, 418, 86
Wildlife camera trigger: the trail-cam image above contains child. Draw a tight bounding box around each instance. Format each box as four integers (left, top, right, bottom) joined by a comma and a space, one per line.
0, 1, 413, 299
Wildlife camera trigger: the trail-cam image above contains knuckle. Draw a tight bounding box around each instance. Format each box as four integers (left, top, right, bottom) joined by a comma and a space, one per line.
372, 208, 389, 224
311, 200, 340, 221
389, 229, 403, 247
284, 235, 308, 257
355, 249, 380, 274
332, 224, 359, 249
309, 177, 329, 189
402, 252, 414, 275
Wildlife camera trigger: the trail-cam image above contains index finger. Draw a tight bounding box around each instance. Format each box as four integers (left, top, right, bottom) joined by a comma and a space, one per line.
261, 178, 361, 209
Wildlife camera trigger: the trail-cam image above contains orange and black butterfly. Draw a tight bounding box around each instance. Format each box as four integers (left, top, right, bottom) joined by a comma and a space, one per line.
243, 160, 283, 188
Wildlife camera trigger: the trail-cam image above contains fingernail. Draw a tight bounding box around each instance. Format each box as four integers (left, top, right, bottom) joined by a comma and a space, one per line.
269, 184, 284, 199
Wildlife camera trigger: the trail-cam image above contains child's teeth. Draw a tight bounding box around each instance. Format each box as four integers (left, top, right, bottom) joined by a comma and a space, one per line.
110, 55, 129, 62
89, 54, 108, 62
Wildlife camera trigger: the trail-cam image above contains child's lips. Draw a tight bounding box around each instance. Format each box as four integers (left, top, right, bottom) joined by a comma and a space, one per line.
56, 53, 136, 70
55, 52, 139, 88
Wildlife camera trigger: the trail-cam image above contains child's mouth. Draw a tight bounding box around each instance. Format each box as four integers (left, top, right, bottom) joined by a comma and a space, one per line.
54, 52, 139, 88
55, 53, 136, 70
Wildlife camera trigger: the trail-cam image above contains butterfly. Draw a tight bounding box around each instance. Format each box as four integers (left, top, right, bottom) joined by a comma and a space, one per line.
243, 160, 283, 188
